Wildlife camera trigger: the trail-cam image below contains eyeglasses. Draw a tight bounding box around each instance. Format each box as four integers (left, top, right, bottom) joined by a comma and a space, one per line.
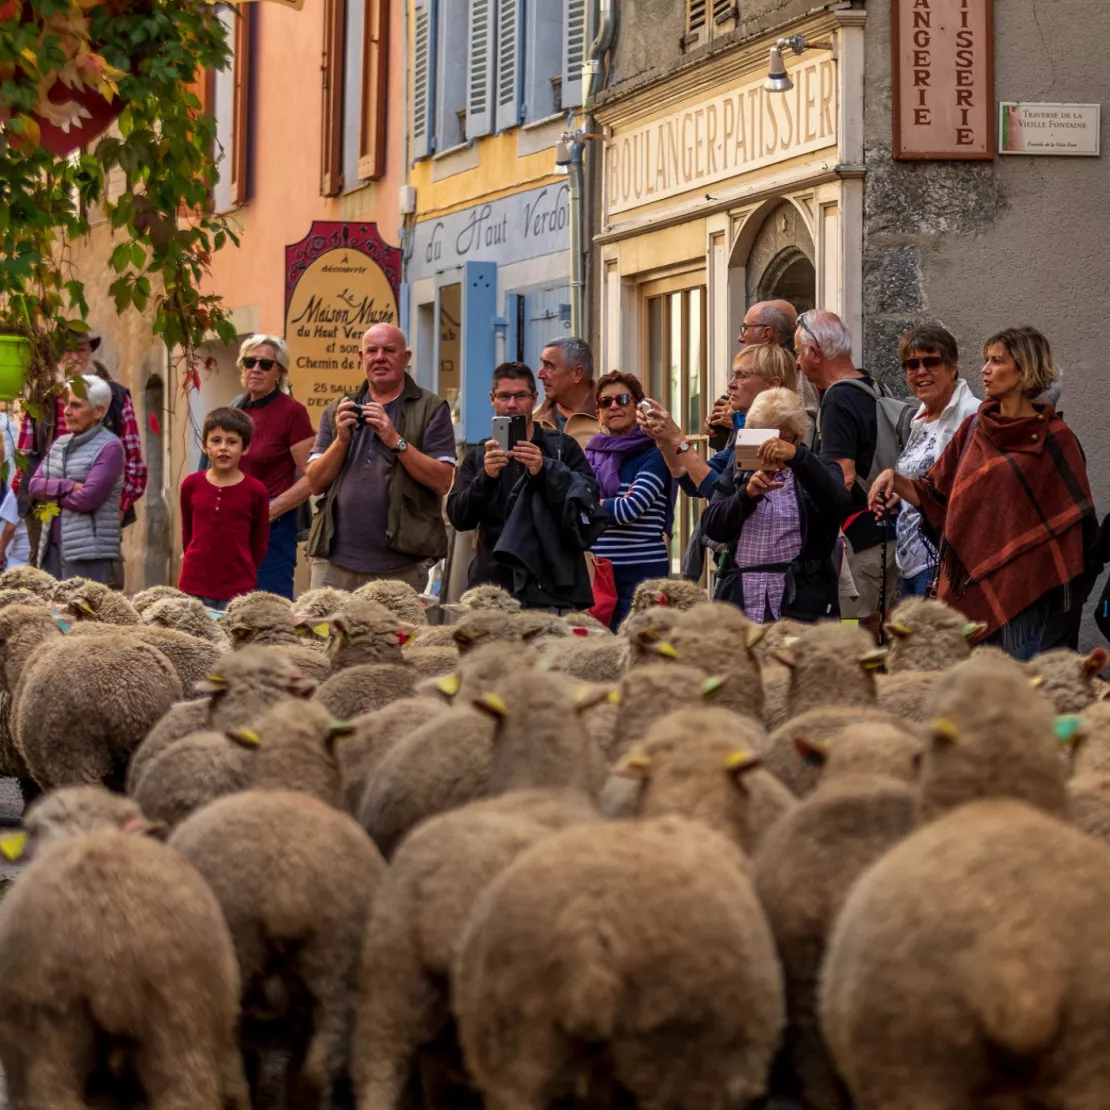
598, 393, 634, 409
242, 357, 277, 370
731, 370, 760, 382
902, 356, 945, 374
492, 391, 535, 403
738, 323, 770, 336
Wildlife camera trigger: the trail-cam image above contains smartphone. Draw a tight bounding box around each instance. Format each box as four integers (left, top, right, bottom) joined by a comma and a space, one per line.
491, 415, 527, 450
639, 399, 654, 415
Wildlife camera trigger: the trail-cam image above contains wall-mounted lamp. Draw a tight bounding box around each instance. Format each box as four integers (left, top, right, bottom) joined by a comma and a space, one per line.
764, 34, 833, 94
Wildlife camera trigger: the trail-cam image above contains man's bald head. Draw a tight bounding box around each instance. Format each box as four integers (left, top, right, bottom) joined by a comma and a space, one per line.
361, 323, 408, 352
768, 300, 798, 330
741, 300, 796, 348
360, 322, 412, 399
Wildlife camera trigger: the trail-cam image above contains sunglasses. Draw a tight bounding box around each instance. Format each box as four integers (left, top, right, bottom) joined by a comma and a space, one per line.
598, 393, 634, 409
902, 356, 945, 374
242, 357, 277, 370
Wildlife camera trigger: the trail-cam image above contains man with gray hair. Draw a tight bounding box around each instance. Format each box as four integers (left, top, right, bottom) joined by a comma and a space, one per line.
534, 336, 599, 449
795, 309, 896, 636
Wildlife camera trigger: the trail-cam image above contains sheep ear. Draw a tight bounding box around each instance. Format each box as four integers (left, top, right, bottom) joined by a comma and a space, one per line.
1083, 648, 1108, 679
397, 623, 417, 647
1055, 714, 1085, 747
859, 648, 888, 671
453, 629, 475, 647
794, 736, 828, 766
651, 641, 679, 660
417, 594, 439, 610
435, 673, 460, 698
575, 685, 618, 713
122, 815, 167, 840
287, 673, 318, 699
701, 675, 728, 699
963, 621, 987, 641
325, 618, 344, 640
328, 720, 355, 738
228, 624, 250, 642
725, 749, 762, 791
196, 673, 229, 695
472, 693, 509, 719
0, 831, 27, 861
930, 717, 960, 745
634, 627, 661, 646
1029, 675, 1046, 690
615, 753, 652, 780
227, 727, 262, 749
747, 625, 766, 650
519, 625, 548, 643
771, 647, 797, 669
886, 620, 913, 638
76, 599, 96, 616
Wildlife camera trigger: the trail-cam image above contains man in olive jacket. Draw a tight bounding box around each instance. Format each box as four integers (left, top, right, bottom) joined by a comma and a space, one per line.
306, 324, 456, 591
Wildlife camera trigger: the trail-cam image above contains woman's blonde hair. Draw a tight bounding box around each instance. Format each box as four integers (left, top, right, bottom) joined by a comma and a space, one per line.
736, 343, 798, 394
238, 334, 290, 391
982, 326, 1058, 399
745, 387, 811, 441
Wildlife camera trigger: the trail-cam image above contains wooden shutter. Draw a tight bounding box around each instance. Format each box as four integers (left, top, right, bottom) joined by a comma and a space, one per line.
412, 0, 434, 158
712, 0, 736, 23
358, 0, 389, 179
229, 6, 252, 207
494, 0, 520, 132
465, 0, 494, 139
561, 0, 585, 108
321, 0, 345, 195
686, 0, 707, 35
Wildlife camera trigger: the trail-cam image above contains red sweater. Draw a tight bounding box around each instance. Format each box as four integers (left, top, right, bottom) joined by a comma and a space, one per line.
179, 471, 270, 601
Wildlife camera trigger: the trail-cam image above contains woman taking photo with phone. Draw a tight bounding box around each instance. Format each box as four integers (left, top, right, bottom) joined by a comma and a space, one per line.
585, 372, 675, 629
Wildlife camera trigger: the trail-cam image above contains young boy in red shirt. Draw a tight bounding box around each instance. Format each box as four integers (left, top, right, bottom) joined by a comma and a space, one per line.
179, 407, 270, 609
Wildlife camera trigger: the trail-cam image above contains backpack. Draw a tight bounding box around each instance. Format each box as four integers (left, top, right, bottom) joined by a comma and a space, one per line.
815, 377, 915, 489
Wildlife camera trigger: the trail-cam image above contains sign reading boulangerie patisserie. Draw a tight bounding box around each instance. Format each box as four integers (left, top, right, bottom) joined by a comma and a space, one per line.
892, 0, 994, 160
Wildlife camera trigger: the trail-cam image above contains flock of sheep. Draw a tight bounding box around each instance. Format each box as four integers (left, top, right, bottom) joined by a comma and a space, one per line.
0, 564, 1107, 1110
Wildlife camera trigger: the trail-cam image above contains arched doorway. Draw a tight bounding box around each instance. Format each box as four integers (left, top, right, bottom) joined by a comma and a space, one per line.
744, 202, 816, 314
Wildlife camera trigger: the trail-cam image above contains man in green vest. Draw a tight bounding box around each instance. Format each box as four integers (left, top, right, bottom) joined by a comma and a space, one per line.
305, 324, 456, 591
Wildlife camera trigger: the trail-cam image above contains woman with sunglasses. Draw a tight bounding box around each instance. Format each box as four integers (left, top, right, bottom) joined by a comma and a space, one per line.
889, 326, 980, 597
585, 372, 675, 629
229, 335, 315, 598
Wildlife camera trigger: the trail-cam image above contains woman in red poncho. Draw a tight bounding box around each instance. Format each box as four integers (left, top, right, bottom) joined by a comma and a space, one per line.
869, 326, 1095, 660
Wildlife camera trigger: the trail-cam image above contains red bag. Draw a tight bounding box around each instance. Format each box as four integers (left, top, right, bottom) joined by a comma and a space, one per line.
587, 555, 618, 627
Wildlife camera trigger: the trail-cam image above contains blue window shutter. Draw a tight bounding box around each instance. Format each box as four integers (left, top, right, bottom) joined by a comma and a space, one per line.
466, 0, 495, 139
495, 0, 521, 132
460, 261, 498, 445
412, 0, 436, 158
562, 0, 586, 108
504, 292, 523, 362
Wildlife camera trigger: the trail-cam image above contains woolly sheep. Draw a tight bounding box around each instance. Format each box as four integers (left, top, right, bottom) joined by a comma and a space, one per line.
400, 644, 459, 681
770, 620, 885, 725
0, 565, 55, 599
0, 588, 47, 610
456, 584, 521, 613
127, 646, 317, 793
760, 707, 918, 797
559, 610, 610, 634
753, 724, 919, 1110
1070, 700, 1110, 776
620, 605, 683, 667
322, 597, 404, 672
353, 578, 430, 626
821, 799, 1110, 1110
0, 786, 249, 1109
219, 594, 333, 682
1025, 647, 1110, 714
130, 584, 189, 616
625, 575, 706, 616
315, 664, 415, 720
423, 641, 540, 704
10, 622, 183, 791
290, 585, 353, 623
406, 625, 458, 648
141, 595, 229, 647
169, 713, 386, 1108
53, 577, 140, 625
883, 597, 981, 672
1067, 772, 1110, 844
536, 633, 629, 683
454, 816, 784, 1110
221, 590, 292, 621
351, 789, 597, 1110
605, 707, 790, 852
0, 605, 59, 790
917, 655, 1069, 823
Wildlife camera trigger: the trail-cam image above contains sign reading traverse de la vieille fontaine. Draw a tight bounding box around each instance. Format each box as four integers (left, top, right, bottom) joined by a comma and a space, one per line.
284, 222, 402, 413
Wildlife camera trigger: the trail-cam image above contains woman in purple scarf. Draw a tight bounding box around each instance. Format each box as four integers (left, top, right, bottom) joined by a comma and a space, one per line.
585, 372, 676, 629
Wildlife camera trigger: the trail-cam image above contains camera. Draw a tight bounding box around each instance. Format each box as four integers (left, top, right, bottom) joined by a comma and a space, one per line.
346, 396, 367, 428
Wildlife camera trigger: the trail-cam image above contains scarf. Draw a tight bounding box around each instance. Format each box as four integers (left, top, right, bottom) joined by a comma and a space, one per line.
584, 428, 657, 498
915, 401, 1093, 638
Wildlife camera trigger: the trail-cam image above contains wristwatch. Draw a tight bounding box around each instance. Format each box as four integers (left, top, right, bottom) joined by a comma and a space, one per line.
391, 437, 409, 454
676, 440, 693, 454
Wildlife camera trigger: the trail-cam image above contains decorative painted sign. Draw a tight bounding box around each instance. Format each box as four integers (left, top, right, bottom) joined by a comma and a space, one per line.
604, 53, 838, 218
892, 0, 994, 160
284, 222, 402, 414
999, 103, 1101, 156
408, 182, 571, 281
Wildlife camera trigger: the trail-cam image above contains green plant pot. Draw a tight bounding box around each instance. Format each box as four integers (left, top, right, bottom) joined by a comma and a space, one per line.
0, 335, 30, 401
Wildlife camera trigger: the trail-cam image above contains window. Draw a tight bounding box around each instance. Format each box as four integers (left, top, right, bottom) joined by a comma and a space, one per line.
683, 0, 737, 50
413, 0, 587, 159
358, 0, 390, 178
212, 4, 252, 213
321, 0, 344, 195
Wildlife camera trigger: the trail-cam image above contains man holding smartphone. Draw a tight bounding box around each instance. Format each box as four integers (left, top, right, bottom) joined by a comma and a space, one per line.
447, 362, 600, 611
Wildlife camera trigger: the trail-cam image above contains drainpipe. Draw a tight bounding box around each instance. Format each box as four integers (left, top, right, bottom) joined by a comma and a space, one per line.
567, 141, 585, 337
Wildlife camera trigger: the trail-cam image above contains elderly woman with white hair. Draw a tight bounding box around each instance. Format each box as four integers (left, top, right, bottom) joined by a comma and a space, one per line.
26, 374, 123, 583
226, 334, 315, 599
700, 387, 848, 622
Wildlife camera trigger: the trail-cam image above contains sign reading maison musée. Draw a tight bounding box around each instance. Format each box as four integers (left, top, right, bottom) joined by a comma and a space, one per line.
605, 54, 838, 218
284, 222, 401, 413
892, 0, 994, 160
409, 182, 571, 282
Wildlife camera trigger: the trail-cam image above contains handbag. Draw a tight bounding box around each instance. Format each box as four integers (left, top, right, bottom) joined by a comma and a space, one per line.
586, 554, 618, 627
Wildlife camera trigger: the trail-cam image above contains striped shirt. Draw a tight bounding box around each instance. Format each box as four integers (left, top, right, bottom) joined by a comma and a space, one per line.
591, 447, 672, 569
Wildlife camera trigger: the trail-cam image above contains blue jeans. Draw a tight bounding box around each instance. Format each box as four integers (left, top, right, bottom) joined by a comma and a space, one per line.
901, 569, 934, 597
255, 506, 298, 599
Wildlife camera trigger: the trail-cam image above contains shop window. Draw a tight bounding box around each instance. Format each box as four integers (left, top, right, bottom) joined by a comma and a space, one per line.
645, 281, 707, 570
213, 4, 252, 213
683, 0, 737, 50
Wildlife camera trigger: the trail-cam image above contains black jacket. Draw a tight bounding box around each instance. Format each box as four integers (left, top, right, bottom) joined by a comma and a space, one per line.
700, 443, 848, 622
446, 428, 600, 610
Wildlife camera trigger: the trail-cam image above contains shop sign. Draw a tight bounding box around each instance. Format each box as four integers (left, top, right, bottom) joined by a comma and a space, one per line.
409, 182, 570, 282
999, 103, 1101, 157
284, 222, 402, 414
892, 0, 994, 160
604, 54, 838, 218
